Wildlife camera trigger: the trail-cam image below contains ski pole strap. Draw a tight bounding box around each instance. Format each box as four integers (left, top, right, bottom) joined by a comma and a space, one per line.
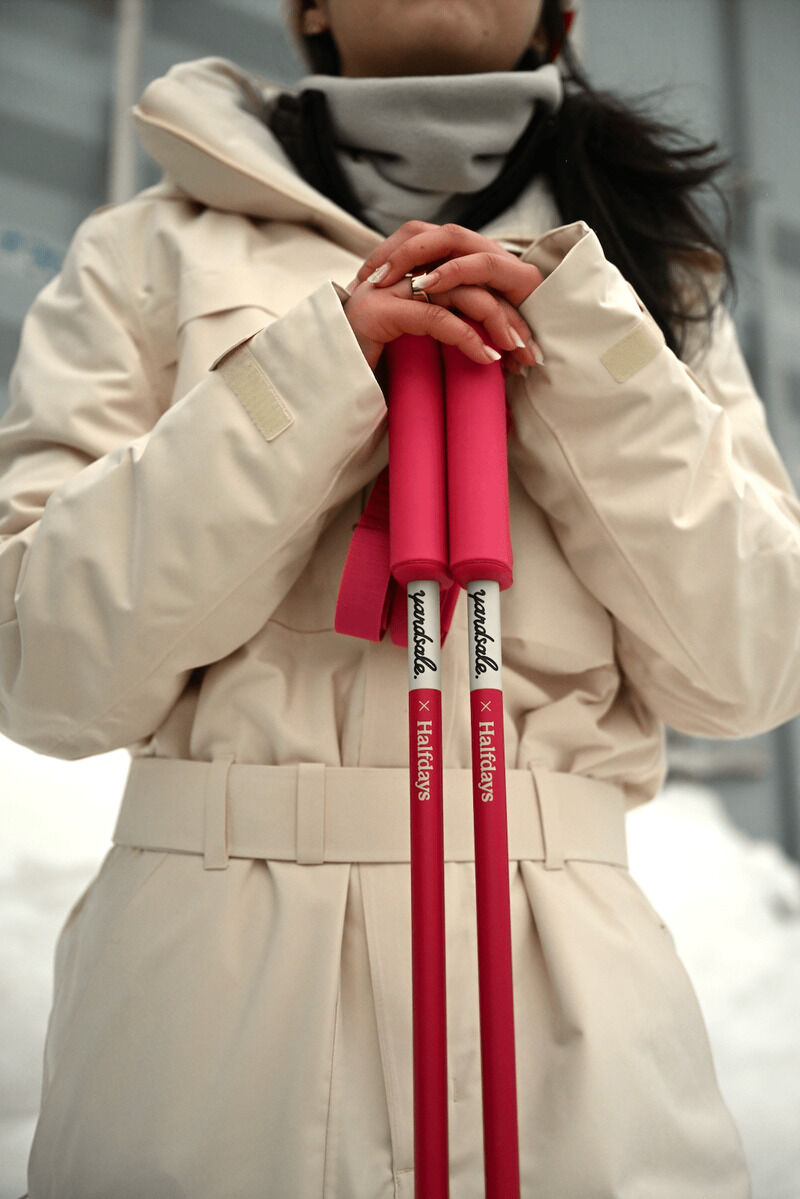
334, 467, 393, 642
334, 467, 461, 645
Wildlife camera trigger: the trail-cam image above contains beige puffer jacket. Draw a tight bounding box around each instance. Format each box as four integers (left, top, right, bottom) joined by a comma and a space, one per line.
4, 56, 794, 1198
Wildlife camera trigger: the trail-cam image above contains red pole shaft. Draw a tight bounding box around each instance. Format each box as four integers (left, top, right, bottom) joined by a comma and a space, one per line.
408, 585, 449, 1199
467, 587, 520, 1199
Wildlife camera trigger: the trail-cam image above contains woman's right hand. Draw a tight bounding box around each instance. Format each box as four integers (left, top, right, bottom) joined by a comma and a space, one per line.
342, 272, 539, 376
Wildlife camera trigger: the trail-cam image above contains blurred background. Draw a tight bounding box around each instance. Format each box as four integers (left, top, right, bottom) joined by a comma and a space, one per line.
1, 1, 799, 1196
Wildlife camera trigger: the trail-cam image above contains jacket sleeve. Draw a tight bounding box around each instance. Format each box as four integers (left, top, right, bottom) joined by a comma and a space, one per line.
0, 209, 387, 758
508, 220, 800, 739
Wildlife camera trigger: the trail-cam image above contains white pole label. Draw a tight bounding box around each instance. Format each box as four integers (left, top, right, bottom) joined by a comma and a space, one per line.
467, 581, 502, 691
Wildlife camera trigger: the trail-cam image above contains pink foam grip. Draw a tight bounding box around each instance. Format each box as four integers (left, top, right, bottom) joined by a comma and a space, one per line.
441, 319, 513, 589
385, 335, 450, 587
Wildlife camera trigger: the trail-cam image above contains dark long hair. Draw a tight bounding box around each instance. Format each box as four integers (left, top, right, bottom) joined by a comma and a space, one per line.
299, 0, 734, 357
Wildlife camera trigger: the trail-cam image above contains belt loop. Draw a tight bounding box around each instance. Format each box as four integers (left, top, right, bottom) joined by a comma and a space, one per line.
296, 763, 326, 864
203, 757, 234, 870
531, 767, 564, 870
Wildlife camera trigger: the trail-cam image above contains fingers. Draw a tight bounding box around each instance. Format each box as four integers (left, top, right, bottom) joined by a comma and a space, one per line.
345, 269, 543, 373
353, 223, 545, 369
356, 220, 443, 285
383, 294, 504, 365
356, 222, 504, 288
408, 251, 543, 308
436, 286, 541, 366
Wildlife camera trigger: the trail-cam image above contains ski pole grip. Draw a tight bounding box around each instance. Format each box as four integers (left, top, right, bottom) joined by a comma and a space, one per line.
442, 319, 513, 589
386, 334, 450, 587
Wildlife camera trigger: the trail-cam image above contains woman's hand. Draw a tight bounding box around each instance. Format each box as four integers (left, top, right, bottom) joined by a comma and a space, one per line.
344, 220, 544, 375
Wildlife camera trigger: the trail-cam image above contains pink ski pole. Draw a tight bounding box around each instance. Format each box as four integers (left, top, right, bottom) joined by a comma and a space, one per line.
386, 333, 452, 1198
442, 322, 520, 1199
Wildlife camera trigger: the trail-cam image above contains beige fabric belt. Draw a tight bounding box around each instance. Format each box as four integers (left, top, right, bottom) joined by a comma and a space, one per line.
113, 757, 629, 872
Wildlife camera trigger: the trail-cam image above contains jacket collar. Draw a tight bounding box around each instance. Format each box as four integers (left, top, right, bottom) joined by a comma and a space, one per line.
132, 57, 560, 258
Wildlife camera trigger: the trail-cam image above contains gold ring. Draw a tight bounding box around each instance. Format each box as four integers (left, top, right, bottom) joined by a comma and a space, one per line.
405, 270, 432, 303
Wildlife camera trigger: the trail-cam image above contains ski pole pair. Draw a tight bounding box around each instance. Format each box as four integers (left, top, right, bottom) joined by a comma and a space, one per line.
384, 324, 520, 1199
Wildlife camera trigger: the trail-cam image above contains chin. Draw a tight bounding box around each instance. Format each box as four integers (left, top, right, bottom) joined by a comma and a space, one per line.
381, 46, 505, 76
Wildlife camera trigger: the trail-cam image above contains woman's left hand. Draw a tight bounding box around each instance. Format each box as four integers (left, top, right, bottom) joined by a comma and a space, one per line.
352, 220, 545, 370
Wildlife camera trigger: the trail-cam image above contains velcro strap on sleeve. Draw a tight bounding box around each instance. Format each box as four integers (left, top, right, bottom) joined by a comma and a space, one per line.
215, 341, 294, 442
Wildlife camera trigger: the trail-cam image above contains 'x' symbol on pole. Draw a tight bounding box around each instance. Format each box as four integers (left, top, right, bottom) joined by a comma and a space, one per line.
481, 700, 492, 713
419, 699, 430, 712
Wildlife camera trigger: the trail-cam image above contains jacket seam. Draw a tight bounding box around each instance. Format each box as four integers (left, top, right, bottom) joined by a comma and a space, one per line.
92, 219, 163, 403
263, 618, 336, 634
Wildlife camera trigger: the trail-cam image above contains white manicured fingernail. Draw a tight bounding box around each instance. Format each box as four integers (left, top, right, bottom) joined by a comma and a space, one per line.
483, 346, 502, 362
412, 271, 438, 289
367, 263, 389, 283
510, 328, 527, 349
531, 342, 544, 365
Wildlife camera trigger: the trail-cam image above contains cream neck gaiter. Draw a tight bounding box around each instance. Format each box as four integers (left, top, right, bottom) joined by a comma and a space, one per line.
286, 65, 564, 235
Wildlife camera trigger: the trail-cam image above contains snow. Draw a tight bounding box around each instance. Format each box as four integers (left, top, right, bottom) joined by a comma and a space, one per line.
1, 735, 799, 1199
626, 785, 800, 1199
0, 737, 128, 1199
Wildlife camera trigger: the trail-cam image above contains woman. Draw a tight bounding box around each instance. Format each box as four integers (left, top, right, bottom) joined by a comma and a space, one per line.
3, 0, 797, 1194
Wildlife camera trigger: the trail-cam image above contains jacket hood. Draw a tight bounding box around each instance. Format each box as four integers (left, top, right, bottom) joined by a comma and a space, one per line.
132, 57, 560, 256
134, 58, 382, 257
